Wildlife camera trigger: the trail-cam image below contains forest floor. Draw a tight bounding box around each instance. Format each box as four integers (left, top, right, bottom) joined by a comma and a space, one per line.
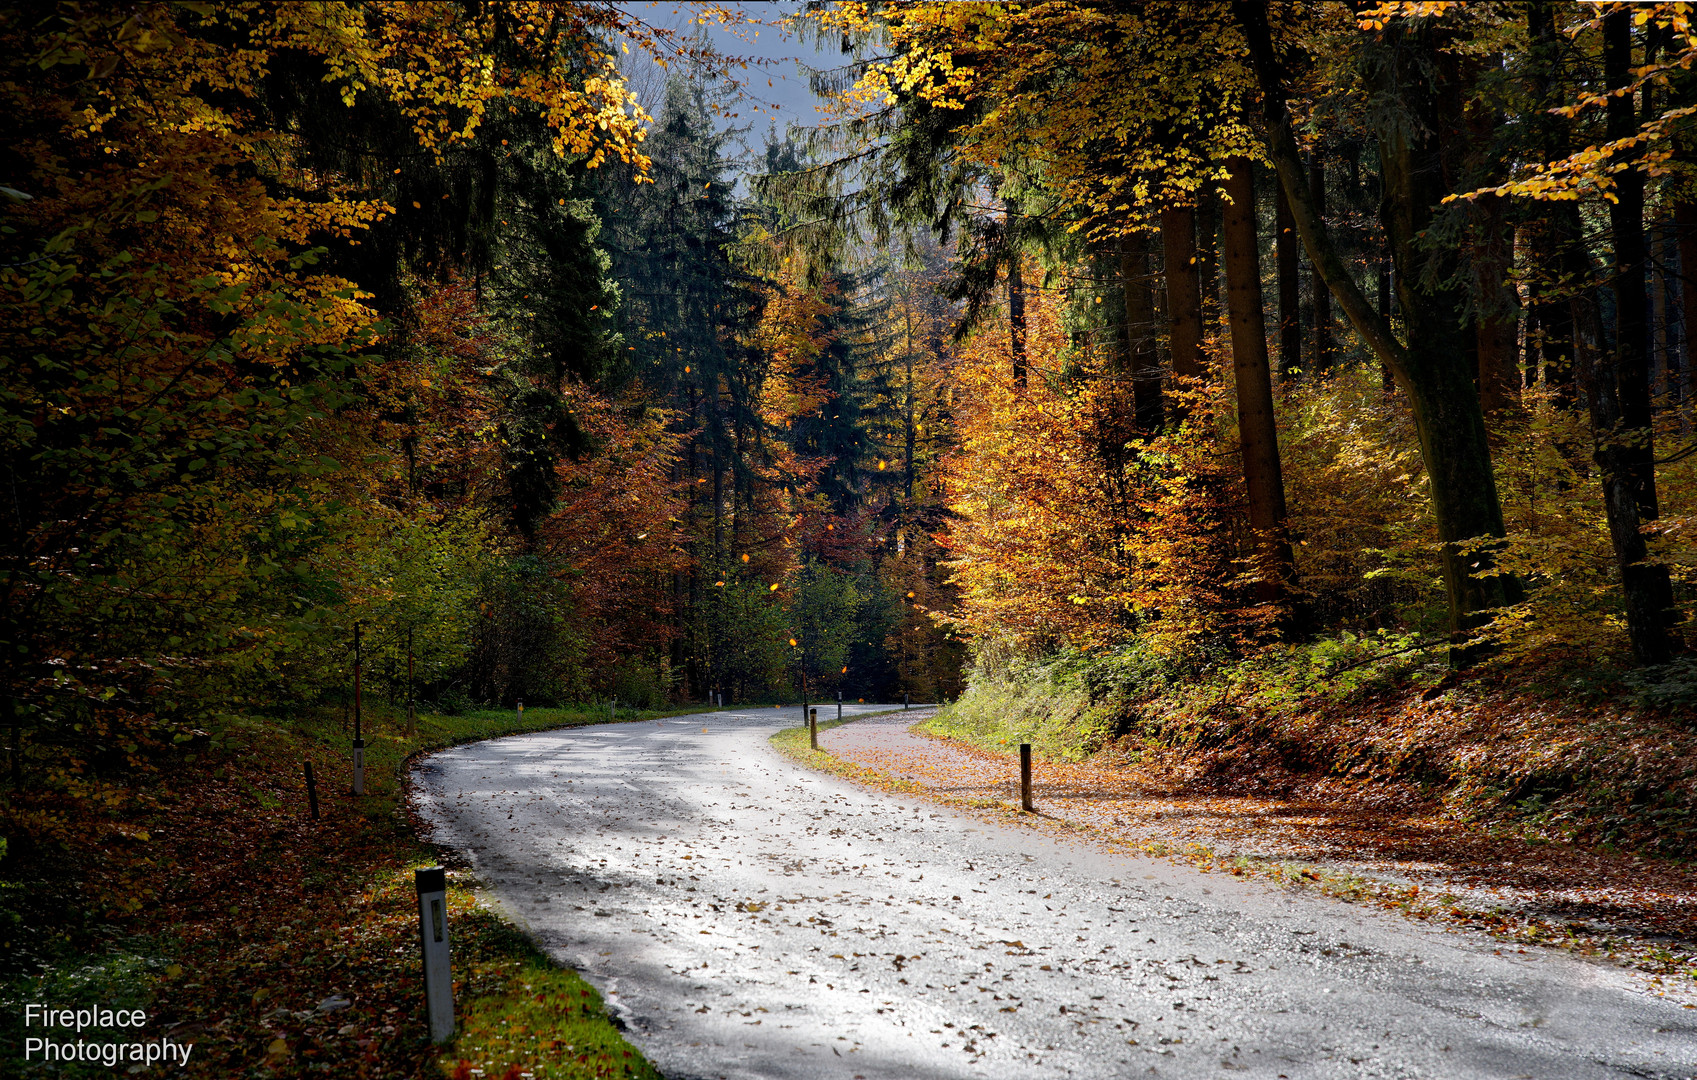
814, 711, 1697, 999
0, 704, 704, 1079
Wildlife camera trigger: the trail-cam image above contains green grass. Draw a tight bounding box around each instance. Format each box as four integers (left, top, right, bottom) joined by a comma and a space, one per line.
767, 710, 923, 792
444, 915, 659, 1080
918, 680, 1113, 761
768, 713, 855, 759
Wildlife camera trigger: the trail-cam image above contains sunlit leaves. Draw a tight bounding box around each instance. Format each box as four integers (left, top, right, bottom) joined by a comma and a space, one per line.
819, 0, 1266, 238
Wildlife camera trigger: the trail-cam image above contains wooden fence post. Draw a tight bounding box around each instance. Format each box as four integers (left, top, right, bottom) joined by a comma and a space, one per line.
1020, 744, 1033, 812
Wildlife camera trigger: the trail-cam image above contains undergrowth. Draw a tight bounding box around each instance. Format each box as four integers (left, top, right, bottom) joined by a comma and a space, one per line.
928, 637, 1697, 859
922, 643, 1174, 761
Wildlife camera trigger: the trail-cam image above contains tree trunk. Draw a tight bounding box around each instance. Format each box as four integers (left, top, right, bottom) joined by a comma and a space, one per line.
1378, 253, 1394, 392
1161, 203, 1205, 389
1522, 303, 1539, 390
1602, 9, 1677, 663
904, 317, 916, 502
1525, 2, 1578, 407
1474, 192, 1521, 416
710, 390, 725, 558
1309, 151, 1333, 372
1221, 160, 1295, 609
1646, 25, 1672, 396
1007, 198, 1027, 389
1122, 231, 1163, 432
1195, 184, 1221, 332
1606, 12, 1656, 507
1678, 201, 1697, 403
1382, 104, 1522, 642
1526, 209, 1580, 405
1008, 257, 1027, 389
1236, 0, 1520, 650
1275, 179, 1301, 378
1577, 288, 1673, 659
1653, 223, 1671, 401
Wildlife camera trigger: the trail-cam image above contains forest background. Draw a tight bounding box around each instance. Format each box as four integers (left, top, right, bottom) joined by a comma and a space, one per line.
5, 0, 1697, 1008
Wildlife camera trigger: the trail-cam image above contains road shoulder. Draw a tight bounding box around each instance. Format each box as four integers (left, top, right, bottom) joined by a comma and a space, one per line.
771, 709, 1697, 1007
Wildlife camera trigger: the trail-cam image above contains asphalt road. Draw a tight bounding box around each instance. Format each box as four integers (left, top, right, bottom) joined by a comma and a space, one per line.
410, 706, 1695, 1080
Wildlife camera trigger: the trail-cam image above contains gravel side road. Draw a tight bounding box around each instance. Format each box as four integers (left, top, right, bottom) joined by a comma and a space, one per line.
410, 706, 1695, 1080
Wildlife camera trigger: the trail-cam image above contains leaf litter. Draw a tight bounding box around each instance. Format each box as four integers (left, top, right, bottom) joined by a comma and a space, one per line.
802, 711, 1697, 1001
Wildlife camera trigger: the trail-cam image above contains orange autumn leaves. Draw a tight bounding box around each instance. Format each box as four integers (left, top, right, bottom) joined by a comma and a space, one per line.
358, 274, 691, 680
536, 384, 690, 671
941, 264, 1270, 659
754, 270, 839, 431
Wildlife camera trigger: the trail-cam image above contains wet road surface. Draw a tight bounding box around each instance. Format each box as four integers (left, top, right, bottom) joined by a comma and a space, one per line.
410, 706, 1695, 1079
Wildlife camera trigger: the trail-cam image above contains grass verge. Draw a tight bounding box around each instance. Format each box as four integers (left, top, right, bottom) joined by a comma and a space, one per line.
767, 713, 924, 793
1, 702, 705, 1078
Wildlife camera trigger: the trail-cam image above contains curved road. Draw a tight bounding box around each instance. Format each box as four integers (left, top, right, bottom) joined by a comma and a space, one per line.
411, 706, 1694, 1080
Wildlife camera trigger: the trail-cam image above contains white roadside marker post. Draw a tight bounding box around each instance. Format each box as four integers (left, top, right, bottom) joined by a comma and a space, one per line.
517, 698, 524, 723
352, 623, 365, 796
415, 867, 454, 1043
837, 690, 842, 721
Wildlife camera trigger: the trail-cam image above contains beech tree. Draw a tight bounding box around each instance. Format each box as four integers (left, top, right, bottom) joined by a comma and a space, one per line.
1235, 0, 1523, 646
